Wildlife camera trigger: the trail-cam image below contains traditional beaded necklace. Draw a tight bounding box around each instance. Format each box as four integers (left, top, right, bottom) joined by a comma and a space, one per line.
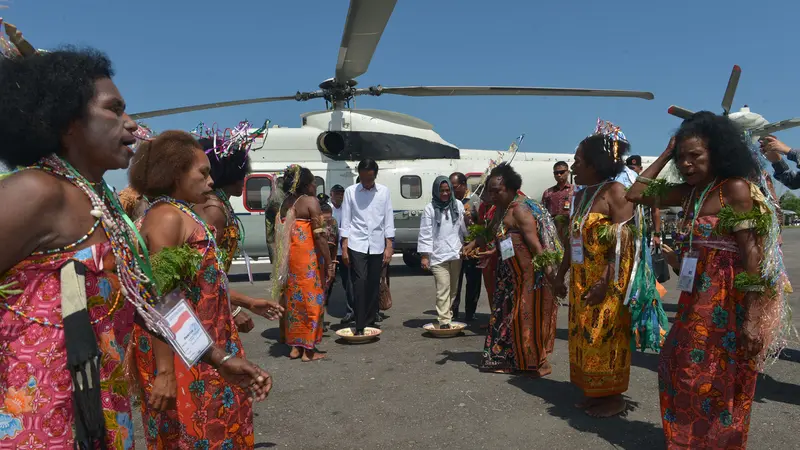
570, 181, 608, 235
674, 178, 720, 252
149, 196, 227, 273
18, 156, 172, 336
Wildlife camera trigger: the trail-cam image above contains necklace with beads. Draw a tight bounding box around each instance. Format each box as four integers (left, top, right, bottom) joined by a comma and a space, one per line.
148, 196, 227, 273
1, 156, 173, 335
214, 188, 245, 251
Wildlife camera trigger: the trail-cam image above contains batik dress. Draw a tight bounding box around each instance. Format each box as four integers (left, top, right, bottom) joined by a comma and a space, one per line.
132, 226, 253, 450
0, 241, 136, 449
568, 212, 634, 398
279, 218, 325, 349
480, 199, 561, 374
658, 185, 760, 449
216, 197, 241, 274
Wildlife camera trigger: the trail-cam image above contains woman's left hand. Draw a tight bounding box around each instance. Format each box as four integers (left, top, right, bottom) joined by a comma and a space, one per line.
248, 298, 284, 321
217, 357, 273, 401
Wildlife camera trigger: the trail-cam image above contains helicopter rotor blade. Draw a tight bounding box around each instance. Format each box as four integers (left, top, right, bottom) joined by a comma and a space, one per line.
667, 105, 695, 120
129, 95, 299, 120
335, 0, 398, 82
749, 118, 800, 137
360, 85, 655, 100
721, 65, 741, 115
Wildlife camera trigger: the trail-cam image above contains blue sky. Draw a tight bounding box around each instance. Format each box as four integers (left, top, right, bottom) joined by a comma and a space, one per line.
5, 0, 800, 190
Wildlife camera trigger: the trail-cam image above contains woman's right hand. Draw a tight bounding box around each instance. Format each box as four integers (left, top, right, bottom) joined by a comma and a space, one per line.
217, 357, 273, 401
421, 255, 430, 271
661, 136, 676, 158
148, 371, 177, 411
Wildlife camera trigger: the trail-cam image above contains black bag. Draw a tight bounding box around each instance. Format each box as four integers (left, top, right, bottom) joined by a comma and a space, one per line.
652, 246, 670, 284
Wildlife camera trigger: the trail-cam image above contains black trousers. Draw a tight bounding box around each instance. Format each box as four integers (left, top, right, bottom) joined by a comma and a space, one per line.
348, 249, 383, 331
451, 259, 482, 318
336, 255, 355, 317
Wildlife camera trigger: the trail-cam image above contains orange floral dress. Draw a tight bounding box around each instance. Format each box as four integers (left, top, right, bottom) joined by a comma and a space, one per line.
279, 219, 325, 349
0, 243, 136, 449
659, 214, 757, 449
132, 227, 253, 450
568, 213, 633, 398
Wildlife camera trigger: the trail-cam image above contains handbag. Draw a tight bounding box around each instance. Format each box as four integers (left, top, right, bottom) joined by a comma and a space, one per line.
379, 265, 392, 311
652, 246, 670, 284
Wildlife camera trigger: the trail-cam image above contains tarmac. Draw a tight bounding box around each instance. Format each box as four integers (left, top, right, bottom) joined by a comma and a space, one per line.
134, 229, 800, 450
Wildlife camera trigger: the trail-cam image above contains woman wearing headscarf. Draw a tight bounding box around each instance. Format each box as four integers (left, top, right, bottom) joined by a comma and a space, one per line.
417, 176, 467, 329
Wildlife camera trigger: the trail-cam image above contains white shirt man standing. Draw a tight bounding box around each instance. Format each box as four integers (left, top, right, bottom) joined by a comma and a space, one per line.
340, 159, 395, 335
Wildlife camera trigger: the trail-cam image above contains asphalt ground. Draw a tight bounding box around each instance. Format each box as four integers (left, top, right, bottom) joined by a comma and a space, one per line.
134, 230, 800, 450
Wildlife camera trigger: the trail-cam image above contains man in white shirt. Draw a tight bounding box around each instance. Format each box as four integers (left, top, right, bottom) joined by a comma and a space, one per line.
329, 184, 356, 324
340, 159, 395, 335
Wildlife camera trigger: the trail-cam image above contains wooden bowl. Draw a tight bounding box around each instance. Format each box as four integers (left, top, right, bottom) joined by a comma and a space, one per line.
335, 327, 382, 343
423, 322, 466, 337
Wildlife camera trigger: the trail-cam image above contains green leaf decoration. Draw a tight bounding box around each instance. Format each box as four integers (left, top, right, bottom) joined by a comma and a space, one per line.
150, 244, 203, 295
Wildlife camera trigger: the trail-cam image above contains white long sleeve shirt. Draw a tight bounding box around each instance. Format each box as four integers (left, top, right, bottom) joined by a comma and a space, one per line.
417, 201, 467, 266
340, 183, 395, 255
331, 202, 343, 256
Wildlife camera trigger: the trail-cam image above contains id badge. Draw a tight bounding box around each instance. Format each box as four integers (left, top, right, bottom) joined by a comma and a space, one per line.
563, 200, 570, 210
499, 237, 515, 261
154, 289, 213, 368
677, 251, 699, 293
570, 236, 584, 264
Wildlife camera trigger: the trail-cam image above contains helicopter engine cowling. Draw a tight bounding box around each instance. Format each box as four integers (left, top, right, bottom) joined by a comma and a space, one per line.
317, 131, 346, 156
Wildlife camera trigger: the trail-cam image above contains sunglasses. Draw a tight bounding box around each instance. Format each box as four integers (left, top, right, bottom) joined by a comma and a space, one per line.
553, 170, 568, 175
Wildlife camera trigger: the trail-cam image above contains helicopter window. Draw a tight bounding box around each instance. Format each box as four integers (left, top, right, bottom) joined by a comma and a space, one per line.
243, 175, 272, 212
400, 175, 422, 199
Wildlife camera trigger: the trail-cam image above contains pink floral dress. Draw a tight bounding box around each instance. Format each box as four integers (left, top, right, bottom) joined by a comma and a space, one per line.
0, 243, 136, 449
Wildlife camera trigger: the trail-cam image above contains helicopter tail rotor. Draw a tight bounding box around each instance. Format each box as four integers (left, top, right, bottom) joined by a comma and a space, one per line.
721, 65, 741, 116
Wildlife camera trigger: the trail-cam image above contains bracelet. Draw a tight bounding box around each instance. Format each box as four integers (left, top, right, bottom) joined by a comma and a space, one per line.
635, 176, 654, 185
232, 306, 243, 317
653, 232, 662, 237
218, 352, 236, 366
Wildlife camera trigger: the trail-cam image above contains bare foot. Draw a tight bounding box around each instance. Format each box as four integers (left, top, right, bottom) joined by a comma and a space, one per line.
575, 396, 601, 409
585, 395, 626, 418
289, 347, 302, 359
302, 349, 326, 362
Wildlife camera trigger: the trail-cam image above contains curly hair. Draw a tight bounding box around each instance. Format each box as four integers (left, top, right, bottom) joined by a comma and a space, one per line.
672, 111, 758, 179
0, 47, 114, 167
578, 134, 629, 180
128, 130, 201, 198
281, 165, 314, 194
489, 162, 522, 192
198, 138, 251, 189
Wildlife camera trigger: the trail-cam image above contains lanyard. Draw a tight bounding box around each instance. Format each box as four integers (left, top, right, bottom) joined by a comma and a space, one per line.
571, 181, 607, 235
686, 179, 717, 249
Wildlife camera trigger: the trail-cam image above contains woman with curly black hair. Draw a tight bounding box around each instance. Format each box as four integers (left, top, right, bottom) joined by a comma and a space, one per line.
271, 165, 333, 361
554, 120, 636, 418
0, 47, 270, 449
626, 111, 787, 448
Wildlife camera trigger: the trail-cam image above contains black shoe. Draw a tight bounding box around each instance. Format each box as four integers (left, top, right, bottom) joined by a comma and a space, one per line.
464, 314, 475, 322
374, 314, 384, 323
439, 324, 451, 330
340, 314, 354, 325
355, 329, 365, 336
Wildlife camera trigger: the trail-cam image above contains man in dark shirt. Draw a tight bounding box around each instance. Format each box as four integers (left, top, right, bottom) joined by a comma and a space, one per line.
762, 135, 800, 189
449, 172, 482, 322
541, 161, 572, 246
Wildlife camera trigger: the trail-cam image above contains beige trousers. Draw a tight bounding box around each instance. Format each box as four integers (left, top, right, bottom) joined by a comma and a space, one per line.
430, 259, 462, 325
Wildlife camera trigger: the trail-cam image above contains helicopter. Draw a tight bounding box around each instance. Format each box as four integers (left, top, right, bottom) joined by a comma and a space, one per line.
667, 65, 800, 138
127, 0, 655, 261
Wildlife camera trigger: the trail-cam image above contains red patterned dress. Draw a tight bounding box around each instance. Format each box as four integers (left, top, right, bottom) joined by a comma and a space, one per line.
659, 210, 757, 448
0, 243, 137, 449
132, 227, 254, 450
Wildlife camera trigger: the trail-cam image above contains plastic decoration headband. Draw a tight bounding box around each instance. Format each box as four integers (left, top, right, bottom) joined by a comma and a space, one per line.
474, 134, 524, 196
0, 18, 45, 60
189, 119, 270, 161
592, 118, 628, 163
